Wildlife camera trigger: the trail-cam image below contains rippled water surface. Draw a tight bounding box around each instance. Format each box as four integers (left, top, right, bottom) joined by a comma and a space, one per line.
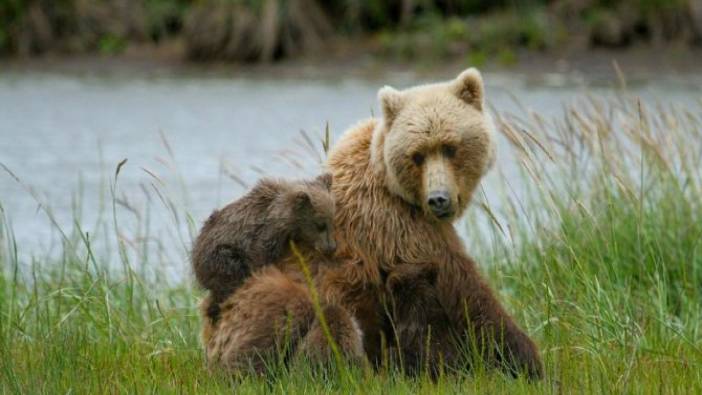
1, 68, 700, 277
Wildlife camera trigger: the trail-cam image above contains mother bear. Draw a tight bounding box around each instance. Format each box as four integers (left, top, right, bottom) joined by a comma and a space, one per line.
205, 68, 543, 379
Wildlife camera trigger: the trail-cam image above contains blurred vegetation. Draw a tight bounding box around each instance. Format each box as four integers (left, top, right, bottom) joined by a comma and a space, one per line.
0, 0, 190, 55
1, 0, 701, 61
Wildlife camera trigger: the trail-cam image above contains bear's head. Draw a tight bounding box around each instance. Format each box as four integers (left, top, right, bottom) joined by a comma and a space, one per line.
371, 68, 496, 222
287, 173, 337, 256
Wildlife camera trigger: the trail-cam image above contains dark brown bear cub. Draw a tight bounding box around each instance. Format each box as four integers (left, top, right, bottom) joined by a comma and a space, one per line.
192, 173, 336, 322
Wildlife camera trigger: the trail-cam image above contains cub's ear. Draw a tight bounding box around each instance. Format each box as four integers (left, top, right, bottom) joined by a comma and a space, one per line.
315, 173, 333, 190
291, 190, 312, 210
378, 86, 405, 127
451, 68, 484, 111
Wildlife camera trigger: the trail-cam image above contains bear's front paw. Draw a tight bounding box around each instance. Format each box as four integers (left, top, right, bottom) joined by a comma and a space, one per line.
385, 263, 437, 295
502, 328, 544, 381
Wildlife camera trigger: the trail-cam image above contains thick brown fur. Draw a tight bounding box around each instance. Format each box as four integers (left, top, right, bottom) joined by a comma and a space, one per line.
201, 265, 365, 373
312, 68, 543, 379
192, 173, 336, 322
202, 69, 543, 379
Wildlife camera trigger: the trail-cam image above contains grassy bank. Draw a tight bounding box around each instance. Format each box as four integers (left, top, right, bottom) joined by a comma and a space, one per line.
1, 94, 701, 393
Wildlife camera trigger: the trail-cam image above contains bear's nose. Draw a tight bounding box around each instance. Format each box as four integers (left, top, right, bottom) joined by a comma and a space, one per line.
427, 190, 452, 217
325, 240, 337, 255
319, 238, 337, 256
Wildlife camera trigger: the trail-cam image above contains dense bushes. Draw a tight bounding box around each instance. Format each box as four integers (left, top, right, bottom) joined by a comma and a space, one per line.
183, 0, 331, 61
0, 0, 190, 55
1, 0, 701, 60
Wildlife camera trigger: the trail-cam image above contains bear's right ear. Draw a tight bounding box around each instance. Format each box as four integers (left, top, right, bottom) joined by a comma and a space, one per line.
378, 86, 405, 127
292, 190, 312, 210
315, 173, 333, 190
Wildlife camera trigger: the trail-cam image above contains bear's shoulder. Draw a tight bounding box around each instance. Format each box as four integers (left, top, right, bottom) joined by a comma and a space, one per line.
328, 118, 377, 166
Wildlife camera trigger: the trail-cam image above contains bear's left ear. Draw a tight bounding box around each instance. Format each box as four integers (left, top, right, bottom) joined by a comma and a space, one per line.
451, 68, 484, 111
378, 86, 405, 127
315, 173, 333, 190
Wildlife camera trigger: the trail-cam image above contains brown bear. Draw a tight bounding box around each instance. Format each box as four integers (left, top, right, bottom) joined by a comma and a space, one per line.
204, 68, 543, 379
201, 265, 365, 373
315, 67, 543, 379
192, 174, 337, 323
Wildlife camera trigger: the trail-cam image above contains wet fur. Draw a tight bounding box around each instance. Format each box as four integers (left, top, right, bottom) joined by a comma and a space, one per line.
191, 174, 334, 322
195, 175, 364, 373
201, 265, 365, 373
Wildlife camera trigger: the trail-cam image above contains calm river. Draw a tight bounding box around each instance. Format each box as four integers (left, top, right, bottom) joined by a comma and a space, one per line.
1, 67, 700, 279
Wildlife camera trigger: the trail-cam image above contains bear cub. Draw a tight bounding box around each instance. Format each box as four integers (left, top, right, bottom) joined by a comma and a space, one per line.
192, 173, 336, 322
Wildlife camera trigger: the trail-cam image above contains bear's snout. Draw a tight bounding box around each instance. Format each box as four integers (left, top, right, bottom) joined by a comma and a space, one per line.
316, 237, 337, 256
324, 239, 337, 255
427, 190, 452, 219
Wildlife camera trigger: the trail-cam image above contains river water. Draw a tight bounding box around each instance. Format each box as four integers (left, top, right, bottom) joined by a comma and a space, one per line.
1, 67, 700, 279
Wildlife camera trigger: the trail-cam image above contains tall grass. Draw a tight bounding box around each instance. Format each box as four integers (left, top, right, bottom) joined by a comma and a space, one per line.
1, 93, 701, 393
481, 95, 702, 392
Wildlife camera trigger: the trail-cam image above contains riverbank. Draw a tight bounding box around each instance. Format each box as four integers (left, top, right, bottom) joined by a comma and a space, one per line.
3, 44, 702, 84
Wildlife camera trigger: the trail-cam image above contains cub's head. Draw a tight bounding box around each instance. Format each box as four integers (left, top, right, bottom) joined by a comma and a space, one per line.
287, 173, 336, 256
371, 68, 497, 222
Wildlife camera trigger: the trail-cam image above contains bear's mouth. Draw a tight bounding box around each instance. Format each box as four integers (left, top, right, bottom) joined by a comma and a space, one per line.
435, 211, 454, 221
427, 201, 455, 220
423, 204, 455, 222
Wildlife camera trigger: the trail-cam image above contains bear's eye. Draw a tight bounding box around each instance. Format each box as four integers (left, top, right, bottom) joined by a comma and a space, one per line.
442, 144, 456, 158
412, 153, 425, 166
316, 223, 327, 232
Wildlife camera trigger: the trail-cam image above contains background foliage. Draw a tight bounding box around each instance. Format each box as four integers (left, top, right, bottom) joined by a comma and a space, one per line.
1, 0, 700, 61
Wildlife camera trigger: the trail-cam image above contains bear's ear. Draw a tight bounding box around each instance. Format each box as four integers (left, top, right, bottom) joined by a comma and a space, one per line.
291, 190, 312, 210
378, 86, 405, 127
451, 68, 484, 111
315, 173, 333, 190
